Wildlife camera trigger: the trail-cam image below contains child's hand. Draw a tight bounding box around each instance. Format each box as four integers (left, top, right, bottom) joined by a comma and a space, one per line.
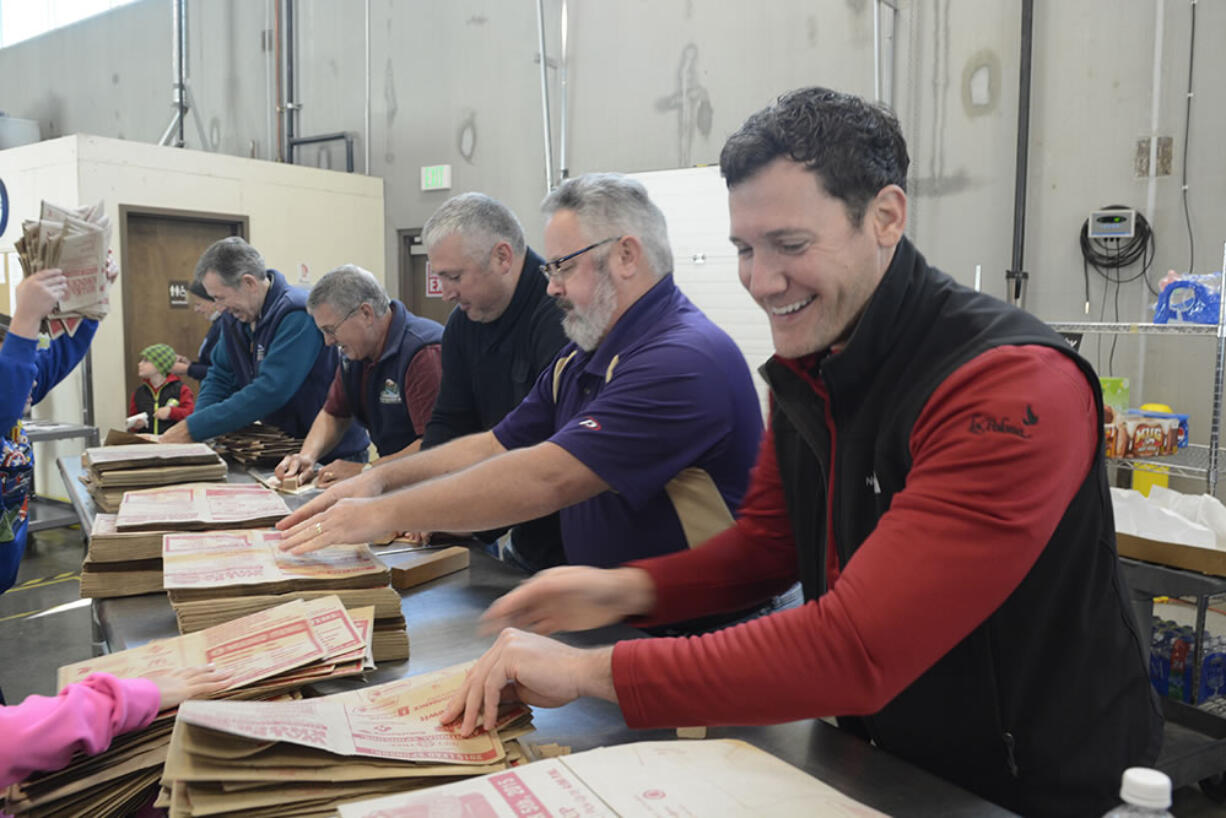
146, 665, 233, 711
11, 269, 67, 338
129, 416, 148, 430
155, 406, 173, 420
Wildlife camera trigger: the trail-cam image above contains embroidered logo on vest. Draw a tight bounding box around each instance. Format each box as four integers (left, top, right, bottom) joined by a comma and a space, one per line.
969, 411, 1031, 439
578, 417, 602, 431
379, 379, 401, 405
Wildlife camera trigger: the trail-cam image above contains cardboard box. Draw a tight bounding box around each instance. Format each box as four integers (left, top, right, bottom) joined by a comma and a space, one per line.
1116, 532, 1226, 578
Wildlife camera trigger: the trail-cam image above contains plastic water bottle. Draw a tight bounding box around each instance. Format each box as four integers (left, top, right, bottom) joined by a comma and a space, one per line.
1101, 768, 1174, 817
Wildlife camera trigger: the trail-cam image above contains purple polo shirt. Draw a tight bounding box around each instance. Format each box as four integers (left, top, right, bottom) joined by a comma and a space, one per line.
493, 275, 763, 567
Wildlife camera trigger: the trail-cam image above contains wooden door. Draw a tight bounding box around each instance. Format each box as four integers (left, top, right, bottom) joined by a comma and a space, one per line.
398, 229, 455, 326
120, 208, 246, 400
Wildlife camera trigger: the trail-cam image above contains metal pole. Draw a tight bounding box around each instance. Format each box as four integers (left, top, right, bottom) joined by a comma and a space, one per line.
81, 350, 94, 429
274, 0, 284, 161
1209, 241, 1226, 496
1005, 0, 1034, 307
534, 0, 555, 193
364, 0, 371, 174
558, 0, 569, 182
873, 0, 881, 102
176, 0, 186, 147
285, 0, 297, 161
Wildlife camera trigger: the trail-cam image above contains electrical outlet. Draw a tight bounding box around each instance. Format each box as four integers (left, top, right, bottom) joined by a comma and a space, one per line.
1134, 136, 1173, 178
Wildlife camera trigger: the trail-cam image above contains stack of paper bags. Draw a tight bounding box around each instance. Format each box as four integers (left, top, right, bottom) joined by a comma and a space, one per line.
336, 738, 886, 818
163, 529, 410, 663
79, 443, 227, 513
114, 483, 290, 531
210, 425, 303, 467
12, 199, 117, 339
3, 597, 374, 818
79, 513, 170, 598
159, 662, 534, 818
80, 482, 289, 598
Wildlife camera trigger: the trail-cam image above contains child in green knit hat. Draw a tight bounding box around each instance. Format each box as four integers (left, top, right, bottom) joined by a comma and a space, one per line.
128, 344, 196, 434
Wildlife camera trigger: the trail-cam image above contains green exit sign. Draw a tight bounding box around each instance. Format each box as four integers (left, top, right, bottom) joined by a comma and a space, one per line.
420, 164, 452, 191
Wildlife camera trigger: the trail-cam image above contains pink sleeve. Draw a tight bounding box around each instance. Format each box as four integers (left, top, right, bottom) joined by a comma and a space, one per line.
614, 345, 1097, 728
0, 673, 161, 787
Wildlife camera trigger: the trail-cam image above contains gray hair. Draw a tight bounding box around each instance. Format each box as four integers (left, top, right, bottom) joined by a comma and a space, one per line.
193, 236, 266, 288
422, 192, 526, 264
541, 174, 672, 279
307, 264, 390, 317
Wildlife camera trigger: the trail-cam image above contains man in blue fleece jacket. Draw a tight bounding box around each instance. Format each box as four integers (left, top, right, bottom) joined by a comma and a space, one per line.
1, 268, 100, 595
157, 237, 369, 464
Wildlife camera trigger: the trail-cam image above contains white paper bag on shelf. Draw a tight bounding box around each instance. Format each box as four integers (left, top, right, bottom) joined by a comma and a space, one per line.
1145, 485, 1226, 550
1111, 487, 1218, 551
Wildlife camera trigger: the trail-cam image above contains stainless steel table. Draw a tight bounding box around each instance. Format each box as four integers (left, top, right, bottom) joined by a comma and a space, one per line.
57, 456, 1013, 817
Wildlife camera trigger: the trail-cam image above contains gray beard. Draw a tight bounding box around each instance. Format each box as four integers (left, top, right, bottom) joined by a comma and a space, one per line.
561, 268, 618, 352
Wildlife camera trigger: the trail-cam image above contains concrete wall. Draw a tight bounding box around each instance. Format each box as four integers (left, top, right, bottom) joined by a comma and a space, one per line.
1, 0, 1224, 484
0, 134, 385, 497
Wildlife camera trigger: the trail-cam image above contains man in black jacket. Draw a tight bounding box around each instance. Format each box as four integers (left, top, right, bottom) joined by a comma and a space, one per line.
419, 193, 569, 571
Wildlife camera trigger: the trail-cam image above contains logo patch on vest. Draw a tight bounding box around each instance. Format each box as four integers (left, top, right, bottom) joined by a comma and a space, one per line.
577, 417, 602, 431
255, 344, 266, 363
969, 408, 1033, 439
379, 379, 401, 405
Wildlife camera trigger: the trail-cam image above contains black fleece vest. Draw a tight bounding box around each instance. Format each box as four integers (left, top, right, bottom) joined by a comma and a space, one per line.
762, 237, 1162, 818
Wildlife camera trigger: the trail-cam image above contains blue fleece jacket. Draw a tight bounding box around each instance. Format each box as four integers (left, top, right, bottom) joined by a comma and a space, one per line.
0, 321, 98, 593
187, 310, 323, 441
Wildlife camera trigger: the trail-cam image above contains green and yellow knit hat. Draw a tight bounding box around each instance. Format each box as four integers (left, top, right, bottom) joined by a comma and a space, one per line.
140, 344, 176, 376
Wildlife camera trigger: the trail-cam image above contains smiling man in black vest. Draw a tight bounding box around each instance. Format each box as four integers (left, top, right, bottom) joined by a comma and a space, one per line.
436, 87, 1164, 818
159, 237, 369, 467
274, 264, 443, 488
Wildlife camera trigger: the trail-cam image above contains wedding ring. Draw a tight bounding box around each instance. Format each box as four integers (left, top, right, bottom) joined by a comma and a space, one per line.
315, 522, 323, 536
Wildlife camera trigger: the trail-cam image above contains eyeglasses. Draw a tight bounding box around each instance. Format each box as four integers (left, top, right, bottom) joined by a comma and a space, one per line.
539, 236, 622, 282
319, 305, 362, 338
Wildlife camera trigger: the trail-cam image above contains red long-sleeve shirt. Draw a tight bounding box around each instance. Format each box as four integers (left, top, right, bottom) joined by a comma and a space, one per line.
612, 344, 1097, 727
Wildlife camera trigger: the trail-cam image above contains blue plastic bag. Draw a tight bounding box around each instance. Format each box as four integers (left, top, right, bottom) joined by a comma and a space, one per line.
1154, 276, 1222, 325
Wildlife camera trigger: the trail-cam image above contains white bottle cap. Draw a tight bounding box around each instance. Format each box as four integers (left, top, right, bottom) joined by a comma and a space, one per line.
1120, 767, 1172, 809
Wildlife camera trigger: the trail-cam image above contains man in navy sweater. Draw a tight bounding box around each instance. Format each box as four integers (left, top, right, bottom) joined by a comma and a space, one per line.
1, 269, 101, 597
158, 237, 369, 466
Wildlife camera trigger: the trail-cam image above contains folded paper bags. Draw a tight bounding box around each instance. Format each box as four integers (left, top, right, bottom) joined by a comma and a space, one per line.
159, 662, 534, 818
338, 739, 886, 818
57, 596, 371, 694
13, 199, 116, 339
78, 514, 171, 599
162, 529, 410, 663
210, 425, 304, 467
5, 598, 372, 818
79, 443, 228, 512
172, 587, 403, 633
83, 443, 225, 473
162, 530, 390, 598
115, 483, 290, 532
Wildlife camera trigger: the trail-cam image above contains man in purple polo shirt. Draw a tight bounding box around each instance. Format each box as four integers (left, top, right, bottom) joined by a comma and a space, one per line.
277, 173, 762, 574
